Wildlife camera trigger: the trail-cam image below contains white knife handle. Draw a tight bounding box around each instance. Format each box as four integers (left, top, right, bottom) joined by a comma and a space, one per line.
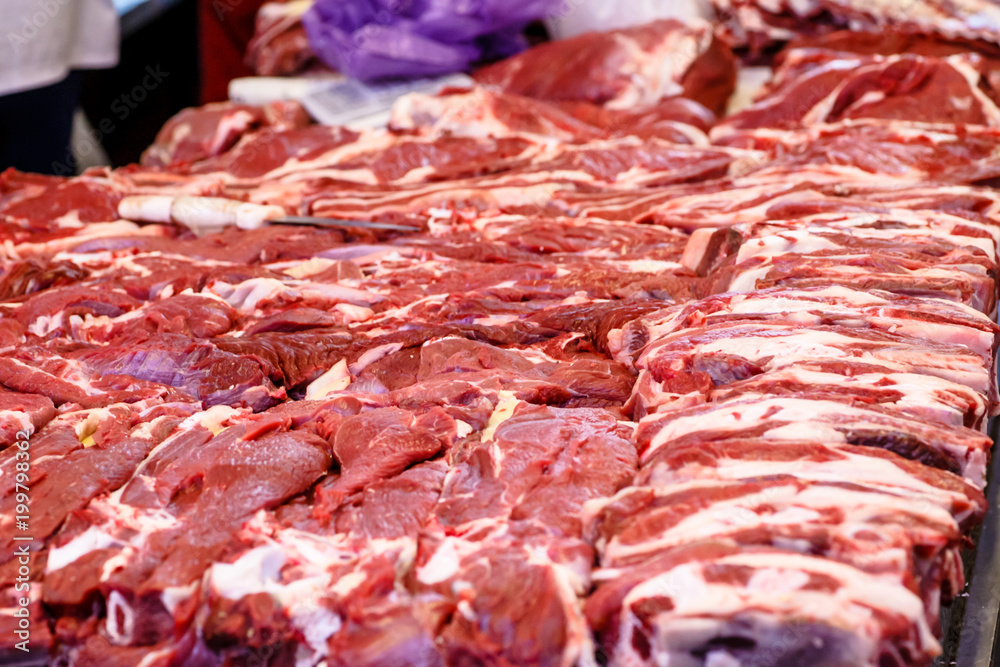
118, 195, 285, 232
118, 195, 174, 223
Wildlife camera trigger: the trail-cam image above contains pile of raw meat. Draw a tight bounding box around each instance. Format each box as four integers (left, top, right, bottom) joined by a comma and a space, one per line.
2, 14, 1000, 667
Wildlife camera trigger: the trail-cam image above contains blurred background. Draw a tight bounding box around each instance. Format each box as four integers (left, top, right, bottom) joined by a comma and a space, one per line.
1, 0, 715, 173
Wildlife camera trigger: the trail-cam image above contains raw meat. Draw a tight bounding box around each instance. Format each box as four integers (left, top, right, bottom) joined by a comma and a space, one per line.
247, 0, 318, 76
1, 14, 999, 666
141, 100, 312, 169
713, 0, 1000, 51
717, 50, 1000, 131
474, 18, 737, 115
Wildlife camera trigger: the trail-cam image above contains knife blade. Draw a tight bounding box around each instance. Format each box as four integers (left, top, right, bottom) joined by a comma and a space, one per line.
271, 217, 418, 232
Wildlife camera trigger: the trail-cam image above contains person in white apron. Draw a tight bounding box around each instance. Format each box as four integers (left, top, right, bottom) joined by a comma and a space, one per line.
0, 0, 119, 174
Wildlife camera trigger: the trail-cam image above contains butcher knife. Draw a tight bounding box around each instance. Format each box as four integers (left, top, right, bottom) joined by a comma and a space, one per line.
117, 195, 417, 234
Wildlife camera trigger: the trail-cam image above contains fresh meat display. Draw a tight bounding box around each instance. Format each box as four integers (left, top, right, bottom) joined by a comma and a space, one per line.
2, 14, 1000, 667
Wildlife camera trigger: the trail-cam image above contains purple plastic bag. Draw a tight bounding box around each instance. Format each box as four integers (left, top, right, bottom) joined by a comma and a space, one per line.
303, 0, 562, 81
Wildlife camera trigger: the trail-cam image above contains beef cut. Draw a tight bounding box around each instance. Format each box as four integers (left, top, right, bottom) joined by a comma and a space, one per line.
713, 0, 1000, 51
717, 49, 1000, 131
474, 19, 737, 116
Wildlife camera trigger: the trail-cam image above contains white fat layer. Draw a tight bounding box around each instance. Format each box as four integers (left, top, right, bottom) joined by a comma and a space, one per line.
481, 391, 519, 442
349, 342, 404, 375
305, 359, 351, 399
193, 405, 244, 435
208, 538, 346, 666
161, 582, 199, 615
334, 303, 374, 323
455, 420, 474, 438
136, 648, 174, 667
47, 527, 121, 573
294, 607, 342, 667
211, 278, 295, 312
73, 408, 113, 441
274, 257, 340, 278
27, 313, 63, 337
211, 545, 287, 600
105, 590, 136, 646
417, 538, 465, 585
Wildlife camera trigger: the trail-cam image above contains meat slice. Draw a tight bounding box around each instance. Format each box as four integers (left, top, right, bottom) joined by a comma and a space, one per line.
569, 171, 1000, 230
414, 534, 595, 667
636, 439, 986, 532
467, 214, 691, 260
717, 50, 1000, 131
636, 395, 992, 486
0, 406, 181, 572
787, 29, 1000, 95
327, 460, 448, 540
196, 519, 443, 667
70, 293, 237, 344
66, 224, 357, 266
0, 387, 55, 446
706, 364, 990, 430
556, 97, 717, 142
0, 344, 113, 408
521, 137, 748, 188
0, 257, 90, 300
69, 333, 285, 410
0, 173, 122, 227
715, 121, 1000, 185
313, 406, 456, 514
390, 87, 611, 143
12, 284, 142, 338
627, 321, 993, 410
356, 337, 637, 409
431, 402, 636, 537
141, 100, 313, 169
474, 19, 736, 115
586, 476, 968, 612
625, 285, 999, 364
141, 103, 265, 169
589, 544, 939, 667
43, 413, 331, 650
713, 0, 1000, 51
389, 86, 714, 144
712, 220, 998, 315
247, 0, 317, 76
186, 124, 360, 181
